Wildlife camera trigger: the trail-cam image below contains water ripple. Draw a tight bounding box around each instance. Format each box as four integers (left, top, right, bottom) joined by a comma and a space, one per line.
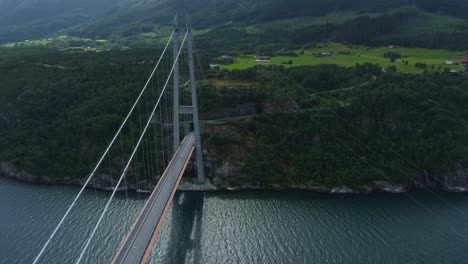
1, 179, 468, 264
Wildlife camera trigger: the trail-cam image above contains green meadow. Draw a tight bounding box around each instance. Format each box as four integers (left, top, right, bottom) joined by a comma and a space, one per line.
221, 42, 468, 73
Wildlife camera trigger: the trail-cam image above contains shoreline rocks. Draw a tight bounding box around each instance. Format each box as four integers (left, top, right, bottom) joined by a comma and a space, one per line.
1, 162, 467, 195
330, 186, 355, 194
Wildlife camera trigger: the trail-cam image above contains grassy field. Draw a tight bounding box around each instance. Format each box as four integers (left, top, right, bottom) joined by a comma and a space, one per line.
221, 42, 468, 73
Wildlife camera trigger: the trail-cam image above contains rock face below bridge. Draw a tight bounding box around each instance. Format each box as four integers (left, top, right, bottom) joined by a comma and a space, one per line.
200, 119, 468, 194
1, 161, 468, 194
178, 179, 218, 191
416, 169, 468, 192
0, 162, 43, 183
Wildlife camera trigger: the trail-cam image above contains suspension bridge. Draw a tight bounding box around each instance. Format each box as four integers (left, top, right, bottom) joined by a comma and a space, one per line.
33, 19, 207, 264
27, 16, 468, 264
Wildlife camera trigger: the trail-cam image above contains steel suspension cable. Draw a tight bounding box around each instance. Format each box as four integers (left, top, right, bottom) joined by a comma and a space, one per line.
306, 97, 467, 214
193, 41, 206, 81
257, 64, 467, 226
137, 100, 148, 191
164, 60, 171, 156
152, 70, 161, 183
330, 111, 466, 214
308, 113, 466, 239
119, 134, 128, 199
147, 74, 156, 189
130, 119, 141, 196
32, 30, 175, 264
277, 69, 468, 212
331, 108, 468, 202
75, 29, 189, 264
180, 49, 187, 136
146, 85, 155, 189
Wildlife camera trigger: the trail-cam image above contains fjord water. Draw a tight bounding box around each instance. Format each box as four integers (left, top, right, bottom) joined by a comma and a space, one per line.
1, 177, 468, 264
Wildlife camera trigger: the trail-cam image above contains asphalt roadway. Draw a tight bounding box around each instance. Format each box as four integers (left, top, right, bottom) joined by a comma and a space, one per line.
113, 133, 195, 264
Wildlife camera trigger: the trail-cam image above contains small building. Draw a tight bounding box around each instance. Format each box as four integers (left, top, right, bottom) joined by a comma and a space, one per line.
221, 55, 234, 60
320, 52, 331, 58
462, 59, 468, 65
256, 56, 271, 62
445, 60, 454, 65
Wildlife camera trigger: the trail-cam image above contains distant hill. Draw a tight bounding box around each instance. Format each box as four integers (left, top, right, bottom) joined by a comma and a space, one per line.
2, 0, 468, 50
0, 0, 130, 43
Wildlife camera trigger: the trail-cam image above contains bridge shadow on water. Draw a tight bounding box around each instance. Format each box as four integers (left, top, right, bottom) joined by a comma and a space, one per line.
165, 192, 204, 264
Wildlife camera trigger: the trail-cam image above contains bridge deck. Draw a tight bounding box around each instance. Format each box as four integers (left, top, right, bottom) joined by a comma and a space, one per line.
113, 133, 195, 264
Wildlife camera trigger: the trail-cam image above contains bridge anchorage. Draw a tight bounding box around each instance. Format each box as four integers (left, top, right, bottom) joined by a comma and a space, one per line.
33, 18, 206, 264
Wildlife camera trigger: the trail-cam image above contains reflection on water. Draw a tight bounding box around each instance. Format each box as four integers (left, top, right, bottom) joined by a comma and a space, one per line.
150, 192, 204, 264
150, 191, 468, 264
171, 193, 204, 264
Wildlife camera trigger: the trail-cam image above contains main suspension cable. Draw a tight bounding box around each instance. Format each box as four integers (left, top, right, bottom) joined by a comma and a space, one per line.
75, 29, 189, 264
32, 30, 176, 264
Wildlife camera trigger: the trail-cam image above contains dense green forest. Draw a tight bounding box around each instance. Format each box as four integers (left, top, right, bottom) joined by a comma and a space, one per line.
0, 48, 167, 178
195, 9, 468, 53
1, 47, 467, 188
1, 0, 468, 188
205, 66, 468, 187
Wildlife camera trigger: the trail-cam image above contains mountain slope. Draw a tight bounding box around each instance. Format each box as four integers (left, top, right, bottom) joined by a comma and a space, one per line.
67, 0, 468, 34
3, 0, 468, 49
65, 0, 468, 51
0, 0, 130, 43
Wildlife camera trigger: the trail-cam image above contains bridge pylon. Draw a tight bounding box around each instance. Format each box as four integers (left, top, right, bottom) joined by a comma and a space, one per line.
172, 23, 205, 183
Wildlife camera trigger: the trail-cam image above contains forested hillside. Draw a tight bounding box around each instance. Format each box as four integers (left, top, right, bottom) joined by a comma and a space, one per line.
0, 48, 163, 178
0, 48, 467, 189
0, 0, 131, 43
1, 0, 468, 190
3, 0, 468, 51
202, 65, 468, 188
68, 0, 468, 50
235, 70, 468, 187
